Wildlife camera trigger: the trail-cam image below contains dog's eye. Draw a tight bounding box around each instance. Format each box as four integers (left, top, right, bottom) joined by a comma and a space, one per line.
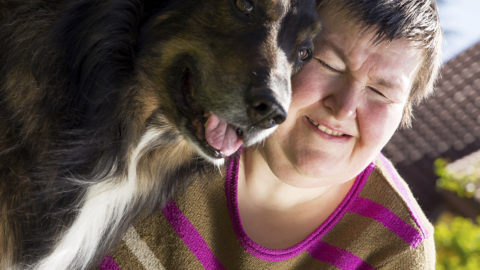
298, 48, 312, 62
235, 0, 254, 15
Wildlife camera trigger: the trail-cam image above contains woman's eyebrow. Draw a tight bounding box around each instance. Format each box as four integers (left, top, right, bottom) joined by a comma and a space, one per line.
316, 35, 345, 59
375, 78, 397, 89
373, 73, 411, 91
372, 76, 410, 100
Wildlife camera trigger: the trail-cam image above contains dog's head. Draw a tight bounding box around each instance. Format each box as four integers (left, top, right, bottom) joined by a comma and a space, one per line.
138, 0, 320, 163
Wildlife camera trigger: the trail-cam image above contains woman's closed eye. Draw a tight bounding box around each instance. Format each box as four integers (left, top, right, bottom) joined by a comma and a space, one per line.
368, 86, 387, 98
313, 57, 342, 73
367, 86, 401, 103
313, 56, 398, 103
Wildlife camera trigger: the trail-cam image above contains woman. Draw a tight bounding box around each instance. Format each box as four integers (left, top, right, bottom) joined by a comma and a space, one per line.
104, 0, 442, 269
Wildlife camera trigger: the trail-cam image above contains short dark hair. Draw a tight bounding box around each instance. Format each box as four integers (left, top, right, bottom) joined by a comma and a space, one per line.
317, 0, 443, 127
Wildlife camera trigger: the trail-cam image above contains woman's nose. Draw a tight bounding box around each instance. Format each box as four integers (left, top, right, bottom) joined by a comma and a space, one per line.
322, 82, 359, 120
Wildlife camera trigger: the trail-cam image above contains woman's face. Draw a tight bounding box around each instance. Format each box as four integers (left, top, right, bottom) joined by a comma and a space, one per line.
258, 11, 423, 187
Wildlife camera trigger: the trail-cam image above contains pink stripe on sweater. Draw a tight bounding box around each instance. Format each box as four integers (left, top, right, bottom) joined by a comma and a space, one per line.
307, 241, 375, 270
162, 200, 226, 270
349, 197, 423, 248
378, 154, 429, 240
100, 255, 121, 270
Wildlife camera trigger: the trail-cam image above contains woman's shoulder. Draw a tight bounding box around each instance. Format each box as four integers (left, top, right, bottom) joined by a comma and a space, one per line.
367, 153, 434, 239
323, 153, 436, 269
103, 166, 229, 270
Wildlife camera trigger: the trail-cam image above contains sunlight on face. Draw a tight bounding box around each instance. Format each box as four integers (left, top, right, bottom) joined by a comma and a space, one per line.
259, 9, 423, 188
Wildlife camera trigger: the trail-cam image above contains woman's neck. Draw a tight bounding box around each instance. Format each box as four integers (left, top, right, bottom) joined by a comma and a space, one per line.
239, 147, 353, 211
237, 148, 355, 249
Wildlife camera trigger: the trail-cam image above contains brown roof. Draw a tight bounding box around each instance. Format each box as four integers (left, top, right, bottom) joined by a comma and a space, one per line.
383, 41, 480, 219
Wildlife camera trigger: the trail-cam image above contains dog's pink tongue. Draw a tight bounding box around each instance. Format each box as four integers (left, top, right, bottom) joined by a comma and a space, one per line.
205, 114, 243, 157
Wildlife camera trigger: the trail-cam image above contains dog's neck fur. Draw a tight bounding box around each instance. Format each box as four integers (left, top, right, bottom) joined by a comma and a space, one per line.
32, 115, 209, 269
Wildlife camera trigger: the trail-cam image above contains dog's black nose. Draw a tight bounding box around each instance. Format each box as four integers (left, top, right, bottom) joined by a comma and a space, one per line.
247, 91, 287, 129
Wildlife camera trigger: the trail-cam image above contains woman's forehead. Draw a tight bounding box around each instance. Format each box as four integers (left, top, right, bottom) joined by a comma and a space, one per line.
315, 15, 422, 101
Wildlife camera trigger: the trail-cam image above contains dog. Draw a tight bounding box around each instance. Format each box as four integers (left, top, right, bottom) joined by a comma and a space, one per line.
0, 0, 320, 269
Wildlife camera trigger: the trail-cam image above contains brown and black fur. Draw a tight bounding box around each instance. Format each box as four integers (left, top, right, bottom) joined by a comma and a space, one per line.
0, 0, 320, 269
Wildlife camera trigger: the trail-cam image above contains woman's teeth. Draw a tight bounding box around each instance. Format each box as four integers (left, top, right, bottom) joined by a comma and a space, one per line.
308, 117, 344, 137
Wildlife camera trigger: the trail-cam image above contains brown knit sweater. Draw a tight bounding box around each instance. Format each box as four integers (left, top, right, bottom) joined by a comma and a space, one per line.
101, 153, 435, 270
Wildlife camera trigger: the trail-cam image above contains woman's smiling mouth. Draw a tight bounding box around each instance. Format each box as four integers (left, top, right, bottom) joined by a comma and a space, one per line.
305, 116, 350, 138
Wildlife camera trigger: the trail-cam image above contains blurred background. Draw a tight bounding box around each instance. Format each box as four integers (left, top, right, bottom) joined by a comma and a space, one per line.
382, 0, 480, 268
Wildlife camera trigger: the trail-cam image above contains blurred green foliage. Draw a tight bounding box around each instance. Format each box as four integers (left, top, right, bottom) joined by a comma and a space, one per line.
435, 158, 480, 269
435, 215, 480, 270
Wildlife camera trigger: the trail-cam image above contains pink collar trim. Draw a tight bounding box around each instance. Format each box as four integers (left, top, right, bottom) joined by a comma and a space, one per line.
224, 151, 375, 261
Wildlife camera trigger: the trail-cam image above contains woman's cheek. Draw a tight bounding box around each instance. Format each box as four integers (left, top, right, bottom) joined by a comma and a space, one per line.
359, 102, 404, 145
